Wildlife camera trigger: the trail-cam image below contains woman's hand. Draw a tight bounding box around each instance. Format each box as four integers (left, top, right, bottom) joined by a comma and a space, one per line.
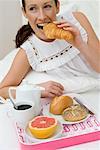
54, 12, 100, 73
38, 81, 64, 98
54, 19, 84, 48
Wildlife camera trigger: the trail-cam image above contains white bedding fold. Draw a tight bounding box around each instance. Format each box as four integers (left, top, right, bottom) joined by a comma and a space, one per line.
24, 70, 100, 93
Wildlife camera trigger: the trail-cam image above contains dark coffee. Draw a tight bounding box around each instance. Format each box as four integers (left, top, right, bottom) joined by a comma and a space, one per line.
15, 104, 32, 110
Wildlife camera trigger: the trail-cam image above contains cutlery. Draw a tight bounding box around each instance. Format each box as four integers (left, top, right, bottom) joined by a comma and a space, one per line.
73, 97, 94, 115
9, 98, 18, 110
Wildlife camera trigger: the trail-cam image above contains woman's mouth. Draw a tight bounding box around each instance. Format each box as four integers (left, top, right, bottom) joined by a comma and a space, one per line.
37, 23, 50, 30
37, 24, 43, 29
37, 24, 45, 29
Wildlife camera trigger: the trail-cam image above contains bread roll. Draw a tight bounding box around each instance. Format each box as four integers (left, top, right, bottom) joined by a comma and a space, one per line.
50, 95, 73, 115
62, 104, 89, 122
43, 23, 74, 42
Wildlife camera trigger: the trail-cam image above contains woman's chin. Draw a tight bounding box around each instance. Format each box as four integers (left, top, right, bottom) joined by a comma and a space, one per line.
42, 38, 55, 42
36, 34, 55, 42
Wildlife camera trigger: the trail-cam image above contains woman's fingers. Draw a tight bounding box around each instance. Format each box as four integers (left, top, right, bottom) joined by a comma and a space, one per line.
50, 88, 63, 96
53, 19, 68, 24
42, 91, 56, 98
57, 22, 73, 28
54, 19, 83, 48
53, 20, 73, 26
52, 82, 64, 90
45, 83, 64, 97
63, 27, 80, 35
53, 20, 80, 36
39, 81, 64, 98
41, 90, 61, 98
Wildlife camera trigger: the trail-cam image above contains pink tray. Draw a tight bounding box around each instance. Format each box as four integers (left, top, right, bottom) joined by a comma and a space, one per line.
15, 115, 100, 150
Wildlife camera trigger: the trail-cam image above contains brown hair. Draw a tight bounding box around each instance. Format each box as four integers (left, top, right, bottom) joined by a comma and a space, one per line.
15, 0, 58, 48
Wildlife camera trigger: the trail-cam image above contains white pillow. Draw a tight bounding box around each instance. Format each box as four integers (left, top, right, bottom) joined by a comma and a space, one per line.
0, 48, 19, 82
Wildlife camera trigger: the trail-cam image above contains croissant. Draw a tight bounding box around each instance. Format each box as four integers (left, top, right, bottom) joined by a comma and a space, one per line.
43, 23, 74, 41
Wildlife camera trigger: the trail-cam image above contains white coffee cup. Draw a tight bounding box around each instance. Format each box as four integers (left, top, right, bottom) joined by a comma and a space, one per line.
9, 83, 44, 116
10, 101, 36, 126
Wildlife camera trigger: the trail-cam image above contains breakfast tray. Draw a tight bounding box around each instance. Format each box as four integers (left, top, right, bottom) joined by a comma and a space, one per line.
15, 115, 100, 150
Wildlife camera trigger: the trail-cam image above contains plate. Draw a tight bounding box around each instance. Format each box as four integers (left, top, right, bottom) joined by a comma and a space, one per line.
43, 104, 90, 124
43, 93, 91, 124
25, 121, 63, 143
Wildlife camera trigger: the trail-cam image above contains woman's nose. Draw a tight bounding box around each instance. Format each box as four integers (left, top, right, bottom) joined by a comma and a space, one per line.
38, 9, 46, 21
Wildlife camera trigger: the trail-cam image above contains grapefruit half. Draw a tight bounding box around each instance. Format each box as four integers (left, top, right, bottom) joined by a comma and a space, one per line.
28, 116, 58, 139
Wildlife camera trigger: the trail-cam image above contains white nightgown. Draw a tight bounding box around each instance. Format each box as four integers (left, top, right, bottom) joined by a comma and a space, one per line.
20, 11, 99, 93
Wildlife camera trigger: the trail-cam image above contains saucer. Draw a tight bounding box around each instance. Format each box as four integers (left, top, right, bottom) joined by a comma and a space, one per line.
24, 121, 63, 143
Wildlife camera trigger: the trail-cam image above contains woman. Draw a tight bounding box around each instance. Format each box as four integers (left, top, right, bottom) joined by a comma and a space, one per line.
0, 0, 99, 99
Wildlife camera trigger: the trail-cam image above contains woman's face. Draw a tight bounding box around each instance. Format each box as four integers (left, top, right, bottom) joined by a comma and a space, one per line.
23, 0, 60, 41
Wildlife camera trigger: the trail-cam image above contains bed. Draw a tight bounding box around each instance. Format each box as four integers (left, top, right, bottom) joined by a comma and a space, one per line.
0, 1, 100, 118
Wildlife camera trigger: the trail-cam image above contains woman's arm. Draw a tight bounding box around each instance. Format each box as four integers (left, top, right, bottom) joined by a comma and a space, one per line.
56, 12, 100, 72
0, 48, 31, 99
0, 48, 64, 99
73, 12, 100, 72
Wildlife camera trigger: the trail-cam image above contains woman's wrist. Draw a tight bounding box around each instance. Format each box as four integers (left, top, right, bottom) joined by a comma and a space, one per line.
77, 41, 87, 51
75, 40, 100, 72
74, 36, 85, 49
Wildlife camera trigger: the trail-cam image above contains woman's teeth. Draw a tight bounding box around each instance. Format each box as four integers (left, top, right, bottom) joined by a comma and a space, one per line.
37, 23, 50, 29
37, 24, 45, 29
